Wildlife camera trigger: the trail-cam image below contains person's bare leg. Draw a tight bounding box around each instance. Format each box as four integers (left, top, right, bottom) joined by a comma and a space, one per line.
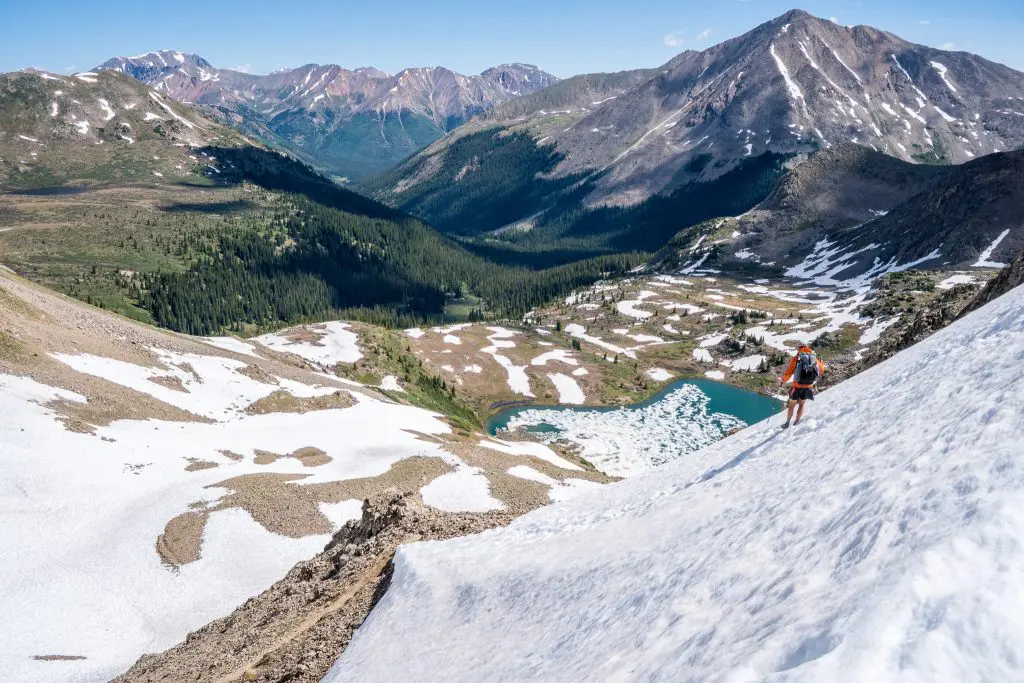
786, 398, 797, 424
795, 399, 807, 423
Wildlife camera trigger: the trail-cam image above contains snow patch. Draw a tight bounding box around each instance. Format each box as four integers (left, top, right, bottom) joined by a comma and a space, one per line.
255, 322, 362, 366
973, 230, 1010, 268
937, 274, 980, 290
202, 336, 259, 357
548, 373, 586, 404
97, 98, 115, 121
506, 466, 601, 502
420, 466, 503, 513
930, 61, 958, 93
531, 349, 578, 367
646, 368, 673, 382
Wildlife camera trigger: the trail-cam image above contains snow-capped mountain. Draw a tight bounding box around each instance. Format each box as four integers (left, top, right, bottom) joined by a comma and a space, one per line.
95, 51, 558, 180
381, 9, 1024, 207
328, 263, 1024, 682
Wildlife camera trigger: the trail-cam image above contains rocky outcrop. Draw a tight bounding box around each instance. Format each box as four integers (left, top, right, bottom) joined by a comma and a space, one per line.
959, 250, 1024, 318
114, 493, 516, 683
824, 280, 990, 387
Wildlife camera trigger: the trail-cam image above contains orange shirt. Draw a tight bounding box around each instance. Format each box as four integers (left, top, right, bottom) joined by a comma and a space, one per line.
782, 347, 826, 389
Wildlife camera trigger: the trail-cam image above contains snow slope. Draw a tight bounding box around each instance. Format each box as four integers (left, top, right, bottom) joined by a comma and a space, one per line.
0, 350, 449, 682
328, 284, 1024, 682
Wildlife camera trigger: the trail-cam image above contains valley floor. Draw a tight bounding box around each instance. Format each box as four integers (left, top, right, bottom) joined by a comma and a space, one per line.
410, 268, 991, 412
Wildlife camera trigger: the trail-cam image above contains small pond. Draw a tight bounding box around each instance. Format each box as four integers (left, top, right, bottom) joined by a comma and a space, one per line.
487, 379, 781, 477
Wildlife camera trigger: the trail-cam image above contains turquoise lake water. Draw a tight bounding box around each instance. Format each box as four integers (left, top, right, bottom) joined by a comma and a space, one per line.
487, 378, 781, 435
486, 379, 783, 477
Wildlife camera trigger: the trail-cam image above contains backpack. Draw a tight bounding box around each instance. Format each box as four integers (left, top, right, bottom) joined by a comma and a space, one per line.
795, 351, 820, 385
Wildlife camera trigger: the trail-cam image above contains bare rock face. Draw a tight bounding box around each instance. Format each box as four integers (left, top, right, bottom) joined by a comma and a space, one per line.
959, 250, 1024, 318
650, 144, 1024, 284
113, 493, 516, 683
824, 281, 988, 387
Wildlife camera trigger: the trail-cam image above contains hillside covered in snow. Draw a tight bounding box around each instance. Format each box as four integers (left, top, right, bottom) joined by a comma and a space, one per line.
0, 269, 605, 682
329, 278, 1024, 681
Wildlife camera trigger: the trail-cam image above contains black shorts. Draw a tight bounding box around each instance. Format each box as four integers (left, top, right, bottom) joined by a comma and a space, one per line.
790, 387, 814, 401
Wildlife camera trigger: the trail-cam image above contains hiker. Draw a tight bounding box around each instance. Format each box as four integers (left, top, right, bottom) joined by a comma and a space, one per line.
779, 345, 826, 429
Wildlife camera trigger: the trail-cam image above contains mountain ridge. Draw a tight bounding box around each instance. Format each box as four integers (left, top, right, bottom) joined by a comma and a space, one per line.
653, 143, 1024, 284
376, 8, 1024, 213
95, 51, 559, 180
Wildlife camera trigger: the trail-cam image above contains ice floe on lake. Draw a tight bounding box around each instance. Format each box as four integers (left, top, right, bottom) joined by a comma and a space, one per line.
502, 384, 748, 477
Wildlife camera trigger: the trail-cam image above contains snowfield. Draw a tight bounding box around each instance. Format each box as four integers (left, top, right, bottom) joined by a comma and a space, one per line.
328, 284, 1024, 682
419, 465, 503, 512
481, 327, 534, 397
0, 348, 451, 682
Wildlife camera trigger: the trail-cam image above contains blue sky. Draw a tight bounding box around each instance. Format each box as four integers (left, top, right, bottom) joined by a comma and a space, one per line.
2, 0, 1023, 77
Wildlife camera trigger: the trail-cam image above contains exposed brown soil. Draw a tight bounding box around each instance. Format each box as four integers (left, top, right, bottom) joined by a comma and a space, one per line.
184, 459, 219, 472
209, 457, 453, 538
147, 375, 187, 392
156, 456, 455, 569
252, 450, 282, 466
235, 363, 278, 385
251, 447, 330, 467
244, 389, 354, 415
174, 362, 203, 383
291, 447, 331, 467
156, 511, 207, 567
33, 655, 87, 662
277, 325, 329, 344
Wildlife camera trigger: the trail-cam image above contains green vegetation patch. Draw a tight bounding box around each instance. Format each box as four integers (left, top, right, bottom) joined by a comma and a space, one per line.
0, 330, 23, 360
339, 325, 481, 431
860, 269, 938, 317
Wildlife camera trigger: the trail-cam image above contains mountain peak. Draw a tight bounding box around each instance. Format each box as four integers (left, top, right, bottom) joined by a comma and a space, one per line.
354, 66, 390, 79
778, 7, 815, 22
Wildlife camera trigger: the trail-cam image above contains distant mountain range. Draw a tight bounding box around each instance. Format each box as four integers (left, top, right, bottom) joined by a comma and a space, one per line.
95, 51, 557, 180
375, 8, 1024, 231
3, 9, 1021, 302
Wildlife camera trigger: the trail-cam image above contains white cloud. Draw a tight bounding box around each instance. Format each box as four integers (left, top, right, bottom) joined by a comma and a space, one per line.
919, 19, 932, 25
940, 42, 956, 50
230, 64, 252, 73
829, 16, 839, 23
697, 28, 712, 41
664, 31, 684, 48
